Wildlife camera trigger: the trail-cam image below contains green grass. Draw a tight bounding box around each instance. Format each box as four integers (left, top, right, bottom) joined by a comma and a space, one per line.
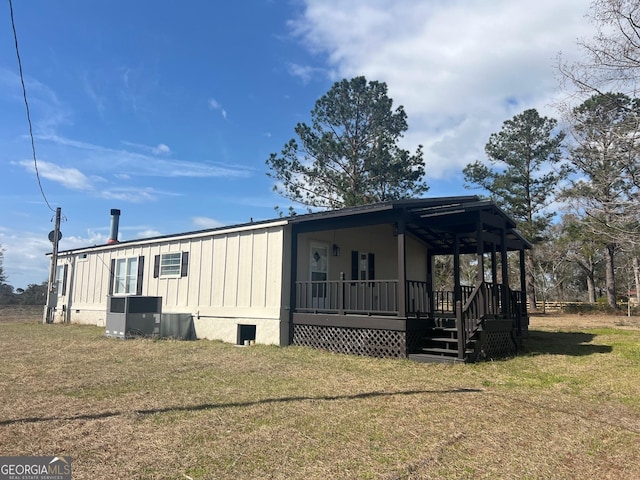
0, 317, 639, 479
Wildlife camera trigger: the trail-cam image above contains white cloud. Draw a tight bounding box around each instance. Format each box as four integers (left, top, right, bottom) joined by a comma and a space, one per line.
136, 229, 163, 238
40, 133, 252, 179
17, 159, 92, 190
288, 63, 327, 84
83, 73, 106, 116
153, 143, 171, 155
292, 0, 596, 180
121, 141, 172, 156
59, 229, 109, 250
208, 98, 228, 119
100, 186, 179, 203
0, 67, 71, 134
0, 226, 114, 289
192, 216, 225, 229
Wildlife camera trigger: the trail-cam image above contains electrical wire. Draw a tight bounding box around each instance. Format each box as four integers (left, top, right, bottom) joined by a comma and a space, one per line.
8, 0, 55, 212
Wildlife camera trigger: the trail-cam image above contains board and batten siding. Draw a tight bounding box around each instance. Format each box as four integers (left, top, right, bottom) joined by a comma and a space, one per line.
296, 224, 428, 282
55, 221, 290, 345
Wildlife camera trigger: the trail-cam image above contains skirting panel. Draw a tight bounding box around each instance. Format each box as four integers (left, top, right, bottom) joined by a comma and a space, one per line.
293, 324, 407, 358
481, 331, 517, 359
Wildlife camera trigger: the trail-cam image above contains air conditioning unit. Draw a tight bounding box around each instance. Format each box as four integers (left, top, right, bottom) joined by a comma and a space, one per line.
160, 313, 195, 340
105, 296, 162, 339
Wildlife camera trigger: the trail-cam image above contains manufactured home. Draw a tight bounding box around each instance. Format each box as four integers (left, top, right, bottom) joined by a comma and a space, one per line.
50, 197, 531, 362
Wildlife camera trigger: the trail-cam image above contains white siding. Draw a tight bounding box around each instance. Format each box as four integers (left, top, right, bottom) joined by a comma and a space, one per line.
57, 222, 288, 344
406, 234, 428, 281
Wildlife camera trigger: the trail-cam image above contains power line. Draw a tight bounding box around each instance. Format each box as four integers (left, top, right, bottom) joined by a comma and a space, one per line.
8, 0, 55, 212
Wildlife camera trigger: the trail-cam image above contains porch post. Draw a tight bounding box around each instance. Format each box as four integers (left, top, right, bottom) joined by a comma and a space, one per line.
397, 220, 407, 317
500, 227, 510, 317
476, 218, 485, 284
491, 244, 498, 285
426, 252, 435, 315
286, 225, 299, 346
339, 272, 345, 315
519, 248, 528, 318
453, 233, 461, 305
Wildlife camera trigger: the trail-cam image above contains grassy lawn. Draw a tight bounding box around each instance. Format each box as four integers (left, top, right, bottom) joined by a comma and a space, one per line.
0, 314, 639, 479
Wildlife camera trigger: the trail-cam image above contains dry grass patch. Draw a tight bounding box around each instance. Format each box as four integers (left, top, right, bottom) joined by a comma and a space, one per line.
0, 315, 639, 479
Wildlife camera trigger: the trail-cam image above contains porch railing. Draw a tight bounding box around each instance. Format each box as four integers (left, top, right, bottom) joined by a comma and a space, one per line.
295, 279, 399, 315
296, 280, 486, 317
456, 281, 516, 359
432, 285, 475, 314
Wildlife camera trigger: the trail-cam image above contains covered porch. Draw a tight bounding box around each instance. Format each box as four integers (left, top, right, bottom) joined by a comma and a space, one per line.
288, 197, 531, 362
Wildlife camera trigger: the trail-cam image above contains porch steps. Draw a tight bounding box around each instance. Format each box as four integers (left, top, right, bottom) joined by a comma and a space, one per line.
411, 325, 480, 363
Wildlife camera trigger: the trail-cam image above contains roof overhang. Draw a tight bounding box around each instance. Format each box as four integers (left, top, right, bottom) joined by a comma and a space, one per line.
288, 196, 531, 253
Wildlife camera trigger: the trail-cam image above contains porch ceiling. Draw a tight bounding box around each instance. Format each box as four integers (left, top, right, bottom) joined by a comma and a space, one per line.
406, 201, 530, 254
288, 196, 532, 254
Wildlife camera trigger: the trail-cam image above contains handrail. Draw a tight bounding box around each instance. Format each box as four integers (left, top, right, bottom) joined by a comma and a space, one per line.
457, 281, 489, 359
462, 281, 485, 312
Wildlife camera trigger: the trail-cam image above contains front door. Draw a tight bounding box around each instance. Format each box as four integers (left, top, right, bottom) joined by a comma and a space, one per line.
310, 243, 328, 308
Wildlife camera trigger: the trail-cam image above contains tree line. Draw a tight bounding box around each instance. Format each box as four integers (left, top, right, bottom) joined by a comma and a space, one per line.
0, 249, 47, 305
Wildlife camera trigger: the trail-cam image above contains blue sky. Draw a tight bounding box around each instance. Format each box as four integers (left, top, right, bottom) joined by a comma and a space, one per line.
1, 0, 595, 288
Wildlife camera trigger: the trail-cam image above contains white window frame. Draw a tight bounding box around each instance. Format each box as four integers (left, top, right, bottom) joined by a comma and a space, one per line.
55, 265, 65, 295
160, 252, 182, 277
114, 257, 138, 295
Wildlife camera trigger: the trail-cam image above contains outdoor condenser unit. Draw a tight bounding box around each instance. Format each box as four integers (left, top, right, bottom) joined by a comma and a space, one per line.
105, 295, 162, 339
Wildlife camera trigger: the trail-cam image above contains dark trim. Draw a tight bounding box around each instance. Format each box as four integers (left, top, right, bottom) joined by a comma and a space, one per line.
397, 220, 406, 317
181, 251, 189, 277
501, 228, 510, 312
476, 217, 484, 283
61, 264, 68, 296
483, 318, 514, 332
136, 256, 144, 296
293, 312, 407, 331
108, 259, 115, 295
351, 251, 358, 280
153, 255, 160, 278
288, 225, 299, 345
453, 233, 461, 303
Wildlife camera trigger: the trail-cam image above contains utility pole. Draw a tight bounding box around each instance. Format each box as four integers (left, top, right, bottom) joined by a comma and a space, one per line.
43, 207, 62, 324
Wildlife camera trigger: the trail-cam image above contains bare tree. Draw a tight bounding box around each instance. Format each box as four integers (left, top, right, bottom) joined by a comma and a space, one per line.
559, 0, 640, 98
562, 92, 640, 308
556, 214, 605, 303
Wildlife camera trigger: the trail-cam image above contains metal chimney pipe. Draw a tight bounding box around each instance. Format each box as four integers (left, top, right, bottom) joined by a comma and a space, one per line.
107, 209, 121, 244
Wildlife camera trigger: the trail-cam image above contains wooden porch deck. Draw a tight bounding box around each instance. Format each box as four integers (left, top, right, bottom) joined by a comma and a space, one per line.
292, 280, 528, 362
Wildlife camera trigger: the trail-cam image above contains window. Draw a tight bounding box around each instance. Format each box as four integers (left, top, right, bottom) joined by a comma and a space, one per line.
160, 253, 181, 276
109, 256, 144, 296
351, 251, 375, 281
55, 264, 67, 296
114, 257, 138, 294
359, 253, 368, 280
153, 252, 189, 278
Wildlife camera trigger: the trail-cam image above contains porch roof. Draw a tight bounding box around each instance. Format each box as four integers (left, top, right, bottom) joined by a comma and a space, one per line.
288, 196, 532, 254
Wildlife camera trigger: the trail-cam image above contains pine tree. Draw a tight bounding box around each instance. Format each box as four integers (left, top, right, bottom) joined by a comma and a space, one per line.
267, 76, 427, 210
463, 108, 566, 311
